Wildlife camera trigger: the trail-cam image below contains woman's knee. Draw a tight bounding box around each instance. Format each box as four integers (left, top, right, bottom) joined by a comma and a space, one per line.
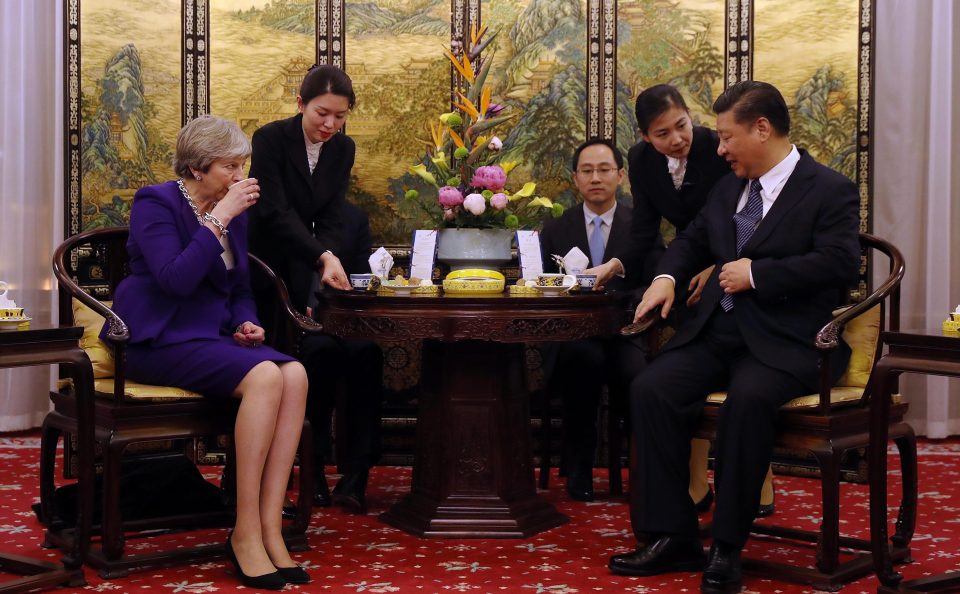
237, 361, 284, 401
280, 361, 308, 399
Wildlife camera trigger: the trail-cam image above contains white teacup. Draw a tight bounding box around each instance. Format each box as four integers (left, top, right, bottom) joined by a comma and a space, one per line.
576, 274, 598, 289
350, 274, 374, 290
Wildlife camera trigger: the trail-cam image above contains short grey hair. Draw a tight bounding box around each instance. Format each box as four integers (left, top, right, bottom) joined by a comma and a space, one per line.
172, 115, 251, 178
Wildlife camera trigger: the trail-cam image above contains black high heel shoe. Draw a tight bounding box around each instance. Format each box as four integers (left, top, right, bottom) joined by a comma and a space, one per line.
275, 565, 311, 584
225, 535, 286, 590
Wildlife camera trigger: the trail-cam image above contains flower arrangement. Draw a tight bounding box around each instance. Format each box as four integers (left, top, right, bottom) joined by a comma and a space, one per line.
403, 23, 564, 230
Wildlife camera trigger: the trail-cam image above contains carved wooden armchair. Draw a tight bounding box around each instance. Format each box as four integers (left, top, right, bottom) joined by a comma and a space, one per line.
693, 232, 915, 591
42, 226, 322, 578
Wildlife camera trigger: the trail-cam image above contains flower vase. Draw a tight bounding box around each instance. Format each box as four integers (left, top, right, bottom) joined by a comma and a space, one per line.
436, 228, 515, 272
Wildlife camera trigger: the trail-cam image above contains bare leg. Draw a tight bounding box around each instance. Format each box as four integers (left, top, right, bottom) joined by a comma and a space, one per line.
230, 361, 284, 578
688, 438, 711, 502
258, 361, 308, 568
759, 465, 775, 506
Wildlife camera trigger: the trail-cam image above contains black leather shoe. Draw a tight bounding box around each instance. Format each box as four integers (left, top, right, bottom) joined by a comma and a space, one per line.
757, 491, 775, 518
313, 471, 332, 507
275, 565, 311, 584
332, 470, 368, 514
700, 541, 742, 594
225, 535, 286, 590
694, 487, 714, 514
609, 535, 706, 576
565, 468, 594, 502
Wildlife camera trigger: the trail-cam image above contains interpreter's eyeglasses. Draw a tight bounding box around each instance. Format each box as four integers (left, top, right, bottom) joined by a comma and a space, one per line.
576, 166, 619, 177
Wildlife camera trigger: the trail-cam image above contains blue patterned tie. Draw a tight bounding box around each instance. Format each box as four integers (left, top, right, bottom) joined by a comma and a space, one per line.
720, 179, 763, 312
589, 216, 605, 267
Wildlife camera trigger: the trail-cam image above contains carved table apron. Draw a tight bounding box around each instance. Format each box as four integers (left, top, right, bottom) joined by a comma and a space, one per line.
317, 292, 623, 537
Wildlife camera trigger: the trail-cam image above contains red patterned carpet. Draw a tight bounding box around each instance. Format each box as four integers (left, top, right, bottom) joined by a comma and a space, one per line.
1, 434, 959, 593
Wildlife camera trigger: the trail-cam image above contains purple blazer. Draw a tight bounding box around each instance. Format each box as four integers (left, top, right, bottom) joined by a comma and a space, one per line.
102, 180, 260, 347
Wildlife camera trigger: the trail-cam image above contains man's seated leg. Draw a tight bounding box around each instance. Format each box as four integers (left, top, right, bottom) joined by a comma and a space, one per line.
551, 338, 605, 502
330, 338, 384, 514
702, 357, 806, 594
299, 335, 349, 507
611, 343, 727, 576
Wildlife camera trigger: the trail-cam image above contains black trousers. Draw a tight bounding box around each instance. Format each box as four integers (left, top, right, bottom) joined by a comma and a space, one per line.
628, 310, 805, 547
545, 335, 647, 474
299, 335, 384, 474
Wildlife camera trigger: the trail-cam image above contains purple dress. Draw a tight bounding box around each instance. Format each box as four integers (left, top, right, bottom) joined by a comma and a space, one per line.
102, 181, 294, 398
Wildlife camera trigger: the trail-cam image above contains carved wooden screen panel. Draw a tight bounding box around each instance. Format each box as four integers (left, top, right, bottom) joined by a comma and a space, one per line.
753, 0, 874, 296
63, 0, 875, 265
615, 0, 725, 216
69, 0, 181, 233
340, 0, 451, 245
208, 0, 316, 137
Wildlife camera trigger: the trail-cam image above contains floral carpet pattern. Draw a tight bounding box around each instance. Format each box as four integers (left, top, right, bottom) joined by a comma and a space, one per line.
1, 434, 959, 593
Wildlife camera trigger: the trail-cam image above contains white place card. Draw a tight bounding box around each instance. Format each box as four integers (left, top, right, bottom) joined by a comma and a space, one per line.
515, 230, 543, 280
410, 229, 438, 281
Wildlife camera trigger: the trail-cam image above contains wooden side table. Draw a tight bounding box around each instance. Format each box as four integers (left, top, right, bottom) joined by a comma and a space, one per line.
0, 325, 93, 592
318, 291, 623, 537
870, 329, 960, 593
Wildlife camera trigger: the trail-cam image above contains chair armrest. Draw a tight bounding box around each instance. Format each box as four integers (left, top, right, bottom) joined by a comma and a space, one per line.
247, 253, 324, 337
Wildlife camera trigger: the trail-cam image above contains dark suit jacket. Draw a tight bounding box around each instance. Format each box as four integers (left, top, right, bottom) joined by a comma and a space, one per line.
618, 126, 730, 285
103, 181, 259, 346
540, 202, 633, 292
656, 150, 860, 390
248, 114, 356, 312
338, 200, 373, 276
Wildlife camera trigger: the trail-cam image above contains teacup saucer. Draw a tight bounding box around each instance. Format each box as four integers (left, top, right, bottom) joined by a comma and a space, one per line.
536, 285, 571, 296
0, 316, 31, 330
382, 285, 417, 296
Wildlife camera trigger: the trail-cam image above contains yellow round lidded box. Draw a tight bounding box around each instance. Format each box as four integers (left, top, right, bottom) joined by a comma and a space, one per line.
442, 268, 505, 295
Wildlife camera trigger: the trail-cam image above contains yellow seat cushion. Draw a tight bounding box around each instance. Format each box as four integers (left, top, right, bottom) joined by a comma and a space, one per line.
93, 378, 203, 402
73, 298, 115, 379
706, 389, 902, 410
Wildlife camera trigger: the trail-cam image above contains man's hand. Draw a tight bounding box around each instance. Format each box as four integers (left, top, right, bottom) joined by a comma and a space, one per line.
718, 258, 752, 294
584, 258, 623, 290
634, 277, 675, 322
319, 252, 350, 290
686, 264, 715, 306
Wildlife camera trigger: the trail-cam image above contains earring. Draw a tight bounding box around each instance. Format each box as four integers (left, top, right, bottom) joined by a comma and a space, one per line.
195, 175, 202, 181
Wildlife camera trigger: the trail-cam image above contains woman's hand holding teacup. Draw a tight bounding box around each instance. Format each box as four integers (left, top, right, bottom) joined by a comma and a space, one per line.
211, 177, 260, 225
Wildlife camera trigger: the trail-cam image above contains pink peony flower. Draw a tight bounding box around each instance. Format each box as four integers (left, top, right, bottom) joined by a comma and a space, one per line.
438, 186, 464, 208
490, 192, 508, 210
463, 193, 486, 215
471, 165, 507, 191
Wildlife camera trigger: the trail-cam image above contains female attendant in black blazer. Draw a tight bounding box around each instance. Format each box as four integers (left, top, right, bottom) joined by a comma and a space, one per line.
248, 65, 382, 513
604, 85, 774, 517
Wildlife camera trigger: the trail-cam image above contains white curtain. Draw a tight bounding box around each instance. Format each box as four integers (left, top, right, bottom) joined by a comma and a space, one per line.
0, 0, 63, 431
875, 0, 960, 437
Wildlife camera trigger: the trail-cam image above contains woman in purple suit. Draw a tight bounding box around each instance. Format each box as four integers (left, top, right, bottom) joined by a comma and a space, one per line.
104, 115, 308, 590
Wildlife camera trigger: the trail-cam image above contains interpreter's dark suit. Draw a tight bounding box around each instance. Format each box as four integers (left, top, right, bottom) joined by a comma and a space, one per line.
618, 126, 730, 286
629, 150, 860, 547
248, 114, 355, 313
247, 120, 380, 475
539, 203, 642, 478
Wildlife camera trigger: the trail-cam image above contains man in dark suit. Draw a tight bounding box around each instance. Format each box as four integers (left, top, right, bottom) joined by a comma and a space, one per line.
539, 138, 642, 501
299, 200, 382, 513
608, 82, 860, 594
